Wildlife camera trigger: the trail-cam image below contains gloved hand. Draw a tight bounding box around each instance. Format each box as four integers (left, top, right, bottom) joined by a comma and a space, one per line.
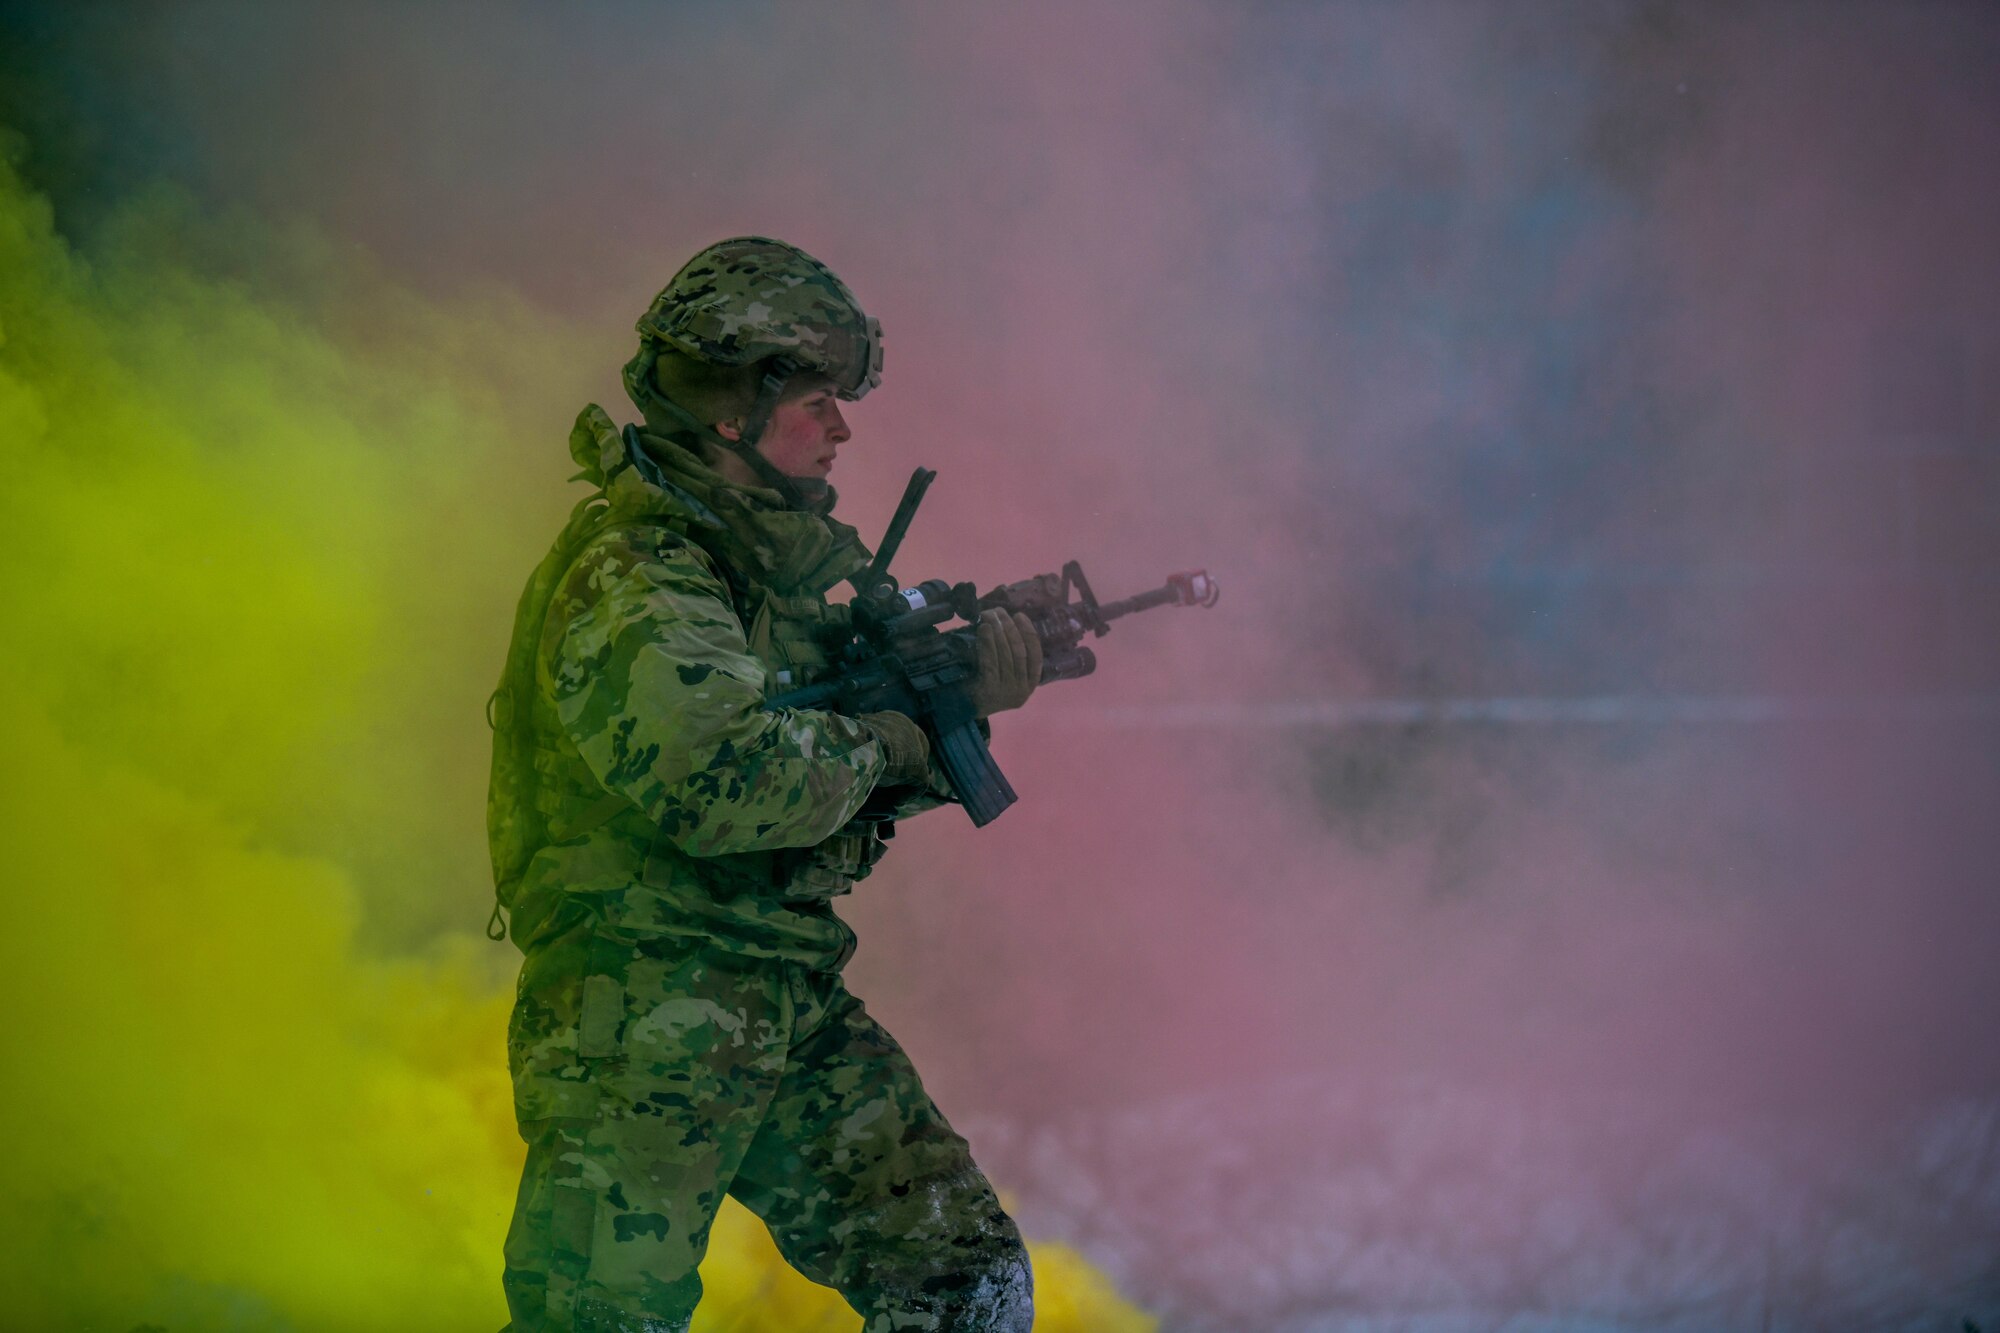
858, 711, 932, 786
969, 608, 1043, 718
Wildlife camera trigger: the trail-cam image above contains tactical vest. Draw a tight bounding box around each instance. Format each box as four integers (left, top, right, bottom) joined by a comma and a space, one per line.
486, 478, 889, 949
689, 560, 892, 897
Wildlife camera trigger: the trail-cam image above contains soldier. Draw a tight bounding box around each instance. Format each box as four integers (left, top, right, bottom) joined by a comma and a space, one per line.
486, 237, 1040, 1332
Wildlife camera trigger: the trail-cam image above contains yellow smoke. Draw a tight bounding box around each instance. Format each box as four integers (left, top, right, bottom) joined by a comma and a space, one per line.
0, 137, 1153, 1331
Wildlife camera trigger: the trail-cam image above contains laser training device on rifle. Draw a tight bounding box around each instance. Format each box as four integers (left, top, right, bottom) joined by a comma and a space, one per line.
766, 467, 1220, 827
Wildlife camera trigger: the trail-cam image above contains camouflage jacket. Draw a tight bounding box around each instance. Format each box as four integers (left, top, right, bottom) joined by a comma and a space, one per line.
487, 405, 955, 971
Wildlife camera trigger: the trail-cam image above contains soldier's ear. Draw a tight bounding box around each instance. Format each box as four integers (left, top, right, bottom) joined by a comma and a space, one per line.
714, 418, 743, 442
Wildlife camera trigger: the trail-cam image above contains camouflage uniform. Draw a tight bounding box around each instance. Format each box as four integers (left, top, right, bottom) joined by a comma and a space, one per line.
488, 395, 1030, 1330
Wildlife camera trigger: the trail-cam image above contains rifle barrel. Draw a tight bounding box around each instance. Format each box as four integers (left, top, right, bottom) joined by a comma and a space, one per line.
1095, 568, 1220, 623
1097, 585, 1179, 621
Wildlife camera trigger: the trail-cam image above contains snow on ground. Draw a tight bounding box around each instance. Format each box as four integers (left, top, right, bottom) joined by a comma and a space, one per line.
970, 1080, 2000, 1332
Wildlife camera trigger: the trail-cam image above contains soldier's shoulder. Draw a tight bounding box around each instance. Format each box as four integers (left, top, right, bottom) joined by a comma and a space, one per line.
569, 521, 723, 587
547, 524, 739, 642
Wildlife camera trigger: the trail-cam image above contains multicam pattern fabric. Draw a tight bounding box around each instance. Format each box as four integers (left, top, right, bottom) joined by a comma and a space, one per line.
490, 401, 1025, 1330
488, 403, 955, 965
633, 236, 883, 401
502, 913, 1030, 1332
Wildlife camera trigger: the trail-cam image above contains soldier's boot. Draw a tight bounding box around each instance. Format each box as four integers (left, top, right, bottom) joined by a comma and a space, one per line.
847, 1192, 1034, 1333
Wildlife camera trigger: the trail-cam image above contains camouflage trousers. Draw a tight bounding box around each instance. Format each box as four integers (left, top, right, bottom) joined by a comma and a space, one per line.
502, 914, 1031, 1332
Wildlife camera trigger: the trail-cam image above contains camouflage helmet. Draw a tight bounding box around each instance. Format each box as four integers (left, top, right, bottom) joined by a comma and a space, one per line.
636, 236, 883, 400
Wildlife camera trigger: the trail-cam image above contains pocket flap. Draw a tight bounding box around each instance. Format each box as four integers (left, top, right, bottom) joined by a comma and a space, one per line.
579, 974, 625, 1059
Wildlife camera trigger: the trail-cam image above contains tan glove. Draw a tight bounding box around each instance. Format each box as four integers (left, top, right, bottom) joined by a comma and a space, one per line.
859, 710, 932, 786
969, 608, 1043, 718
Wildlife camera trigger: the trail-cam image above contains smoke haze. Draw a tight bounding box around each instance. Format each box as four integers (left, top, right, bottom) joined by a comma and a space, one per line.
4, 1, 1996, 1328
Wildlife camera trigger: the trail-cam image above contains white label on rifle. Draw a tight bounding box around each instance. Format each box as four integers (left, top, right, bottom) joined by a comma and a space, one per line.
899, 588, 928, 610
775, 669, 793, 685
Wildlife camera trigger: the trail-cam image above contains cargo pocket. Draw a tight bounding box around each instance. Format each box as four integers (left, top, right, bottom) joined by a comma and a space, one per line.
552, 1179, 597, 1255
578, 973, 625, 1060
514, 1117, 601, 1321
548, 1177, 599, 1315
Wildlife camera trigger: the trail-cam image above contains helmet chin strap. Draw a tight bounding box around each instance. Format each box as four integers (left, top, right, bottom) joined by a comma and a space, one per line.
724, 357, 816, 510
626, 347, 826, 513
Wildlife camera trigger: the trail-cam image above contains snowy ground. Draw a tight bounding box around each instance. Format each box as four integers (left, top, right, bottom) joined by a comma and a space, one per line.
970, 1080, 2000, 1332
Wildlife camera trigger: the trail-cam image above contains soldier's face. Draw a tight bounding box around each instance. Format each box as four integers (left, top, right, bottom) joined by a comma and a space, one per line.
755, 382, 851, 481
713, 379, 852, 485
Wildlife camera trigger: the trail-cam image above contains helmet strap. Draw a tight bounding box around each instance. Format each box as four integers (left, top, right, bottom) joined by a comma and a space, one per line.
625, 344, 820, 512
716, 356, 817, 511
736, 358, 795, 453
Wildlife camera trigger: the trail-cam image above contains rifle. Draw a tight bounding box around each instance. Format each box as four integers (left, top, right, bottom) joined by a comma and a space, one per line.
765, 467, 1219, 826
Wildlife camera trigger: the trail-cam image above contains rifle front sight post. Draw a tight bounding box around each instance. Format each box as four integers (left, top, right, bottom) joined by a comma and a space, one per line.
855, 466, 937, 601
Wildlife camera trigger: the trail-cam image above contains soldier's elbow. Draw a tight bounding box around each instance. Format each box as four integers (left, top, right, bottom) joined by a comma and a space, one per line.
654, 799, 843, 858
